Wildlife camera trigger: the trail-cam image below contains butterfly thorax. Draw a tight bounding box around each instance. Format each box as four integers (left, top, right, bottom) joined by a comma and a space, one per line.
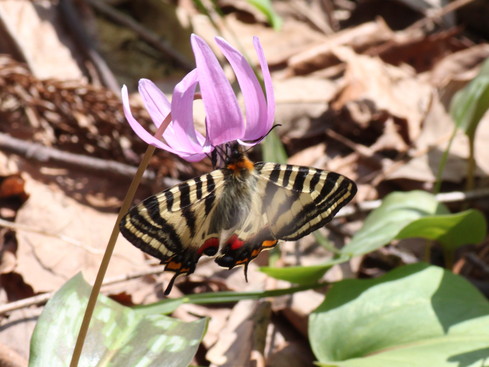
211, 144, 257, 234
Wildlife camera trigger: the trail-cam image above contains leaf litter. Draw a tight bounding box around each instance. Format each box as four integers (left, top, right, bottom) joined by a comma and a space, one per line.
0, 0, 488, 365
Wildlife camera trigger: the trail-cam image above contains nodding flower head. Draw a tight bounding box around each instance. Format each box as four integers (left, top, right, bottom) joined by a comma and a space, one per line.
121, 34, 275, 162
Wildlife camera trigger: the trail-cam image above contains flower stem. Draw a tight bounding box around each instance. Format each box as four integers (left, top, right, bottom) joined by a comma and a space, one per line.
70, 115, 171, 366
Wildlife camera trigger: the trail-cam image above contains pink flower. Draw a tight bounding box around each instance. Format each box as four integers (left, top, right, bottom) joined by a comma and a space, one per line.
121, 34, 275, 162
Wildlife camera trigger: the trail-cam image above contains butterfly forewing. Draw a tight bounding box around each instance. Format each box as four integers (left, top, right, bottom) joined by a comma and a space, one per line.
120, 171, 226, 274
255, 163, 357, 240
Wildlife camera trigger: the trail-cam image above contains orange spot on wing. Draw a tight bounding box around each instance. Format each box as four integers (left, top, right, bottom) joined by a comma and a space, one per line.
166, 261, 186, 272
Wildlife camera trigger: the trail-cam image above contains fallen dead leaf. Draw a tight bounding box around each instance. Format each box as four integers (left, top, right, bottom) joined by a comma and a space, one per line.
14, 175, 148, 293
274, 77, 337, 141
0, 307, 40, 361
287, 19, 394, 75
206, 300, 271, 367
0, 1, 85, 80
331, 46, 432, 144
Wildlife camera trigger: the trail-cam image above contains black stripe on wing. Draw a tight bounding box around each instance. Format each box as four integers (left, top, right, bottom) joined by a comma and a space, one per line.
256, 163, 357, 241
119, 171, 224, 263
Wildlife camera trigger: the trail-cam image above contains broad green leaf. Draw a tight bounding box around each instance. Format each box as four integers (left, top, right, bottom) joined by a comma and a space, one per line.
260, 256, 349, 284
309, 263, 489, 367
341, 191, 448, 256
30, 273, 207, 367
450, 58, 489, 139
397, 209, 487, 251
246, 0, 283, 30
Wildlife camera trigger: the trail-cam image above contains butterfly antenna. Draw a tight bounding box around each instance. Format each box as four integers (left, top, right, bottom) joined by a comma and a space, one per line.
211, 145, 227, 168
240, 124, 282, 145
164, 273, 179, 295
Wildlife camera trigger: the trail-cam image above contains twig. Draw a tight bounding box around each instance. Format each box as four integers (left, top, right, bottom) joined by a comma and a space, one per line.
405, 0, 475, 32
0, 132, 165, 183
0, 265, 165, 316
85, 0, 194, 71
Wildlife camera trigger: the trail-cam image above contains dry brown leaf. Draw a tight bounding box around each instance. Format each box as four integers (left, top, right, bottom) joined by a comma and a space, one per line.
268, 340, 315, 367
428, 43, 489, 105
274, 77, 337, 140
191, 10, 325, 67
0, 307, 40, 361
386, 96, 489, 183
0, 1, 84, 80
273, 289, 323, 337
206, 300, 271, 367
331, 46, 432, 143
14, 176, 148, 293
287, 19, 394, 75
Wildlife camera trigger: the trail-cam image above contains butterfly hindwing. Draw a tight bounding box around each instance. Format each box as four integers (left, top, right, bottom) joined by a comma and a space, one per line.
214, 162, 357, 271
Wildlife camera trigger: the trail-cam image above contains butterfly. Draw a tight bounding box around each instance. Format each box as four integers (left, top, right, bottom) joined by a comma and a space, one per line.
120, 142, 357, 294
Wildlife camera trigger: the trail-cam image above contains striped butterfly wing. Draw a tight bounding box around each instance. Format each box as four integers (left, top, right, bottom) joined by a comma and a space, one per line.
258, 163, 357, 240
214, 162, 357, 271
120, 170, 226, 281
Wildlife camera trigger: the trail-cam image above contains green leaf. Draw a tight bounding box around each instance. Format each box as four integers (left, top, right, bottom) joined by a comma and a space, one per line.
341, 191, 448, 256
246, 0, 283, 30
450, 58, 489, 139
261, 265, 330, 284
135, 283, 319, 314
309, 263, 489, 367
260, 256, 349, 284
30, 273, 207, 367
261, 129, 288, 164
397, 209, 487, 251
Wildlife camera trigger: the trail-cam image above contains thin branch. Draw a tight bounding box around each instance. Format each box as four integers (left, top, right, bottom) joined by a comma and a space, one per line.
0, 132, 182, 187
0, 265, 165, 316
406, 0, 475, 32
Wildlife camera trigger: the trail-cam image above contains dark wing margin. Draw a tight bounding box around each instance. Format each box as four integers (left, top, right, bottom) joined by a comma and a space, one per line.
255, 162, 357, 241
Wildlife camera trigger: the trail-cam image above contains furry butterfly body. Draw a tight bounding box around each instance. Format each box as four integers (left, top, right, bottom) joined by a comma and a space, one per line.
120, 143, 357, 293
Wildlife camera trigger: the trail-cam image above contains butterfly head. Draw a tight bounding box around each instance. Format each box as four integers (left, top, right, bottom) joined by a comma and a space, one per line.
210, 141, 254, 175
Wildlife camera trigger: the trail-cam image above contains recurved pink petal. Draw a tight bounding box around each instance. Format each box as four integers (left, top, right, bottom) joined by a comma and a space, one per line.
215, 37, 268, 143
254, 36, 275, 133
138, 79, 171, 128
169, 69, 209, 154
121, 85, 177, 153
191, 34, 244, 146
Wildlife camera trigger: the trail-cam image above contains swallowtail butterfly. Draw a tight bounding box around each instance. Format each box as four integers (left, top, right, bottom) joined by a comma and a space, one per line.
120, 142, 357, 294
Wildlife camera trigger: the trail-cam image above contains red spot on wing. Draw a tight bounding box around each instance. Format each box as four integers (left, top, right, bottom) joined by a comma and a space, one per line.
227, 234, 245, 250
198, 237, 219, 255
